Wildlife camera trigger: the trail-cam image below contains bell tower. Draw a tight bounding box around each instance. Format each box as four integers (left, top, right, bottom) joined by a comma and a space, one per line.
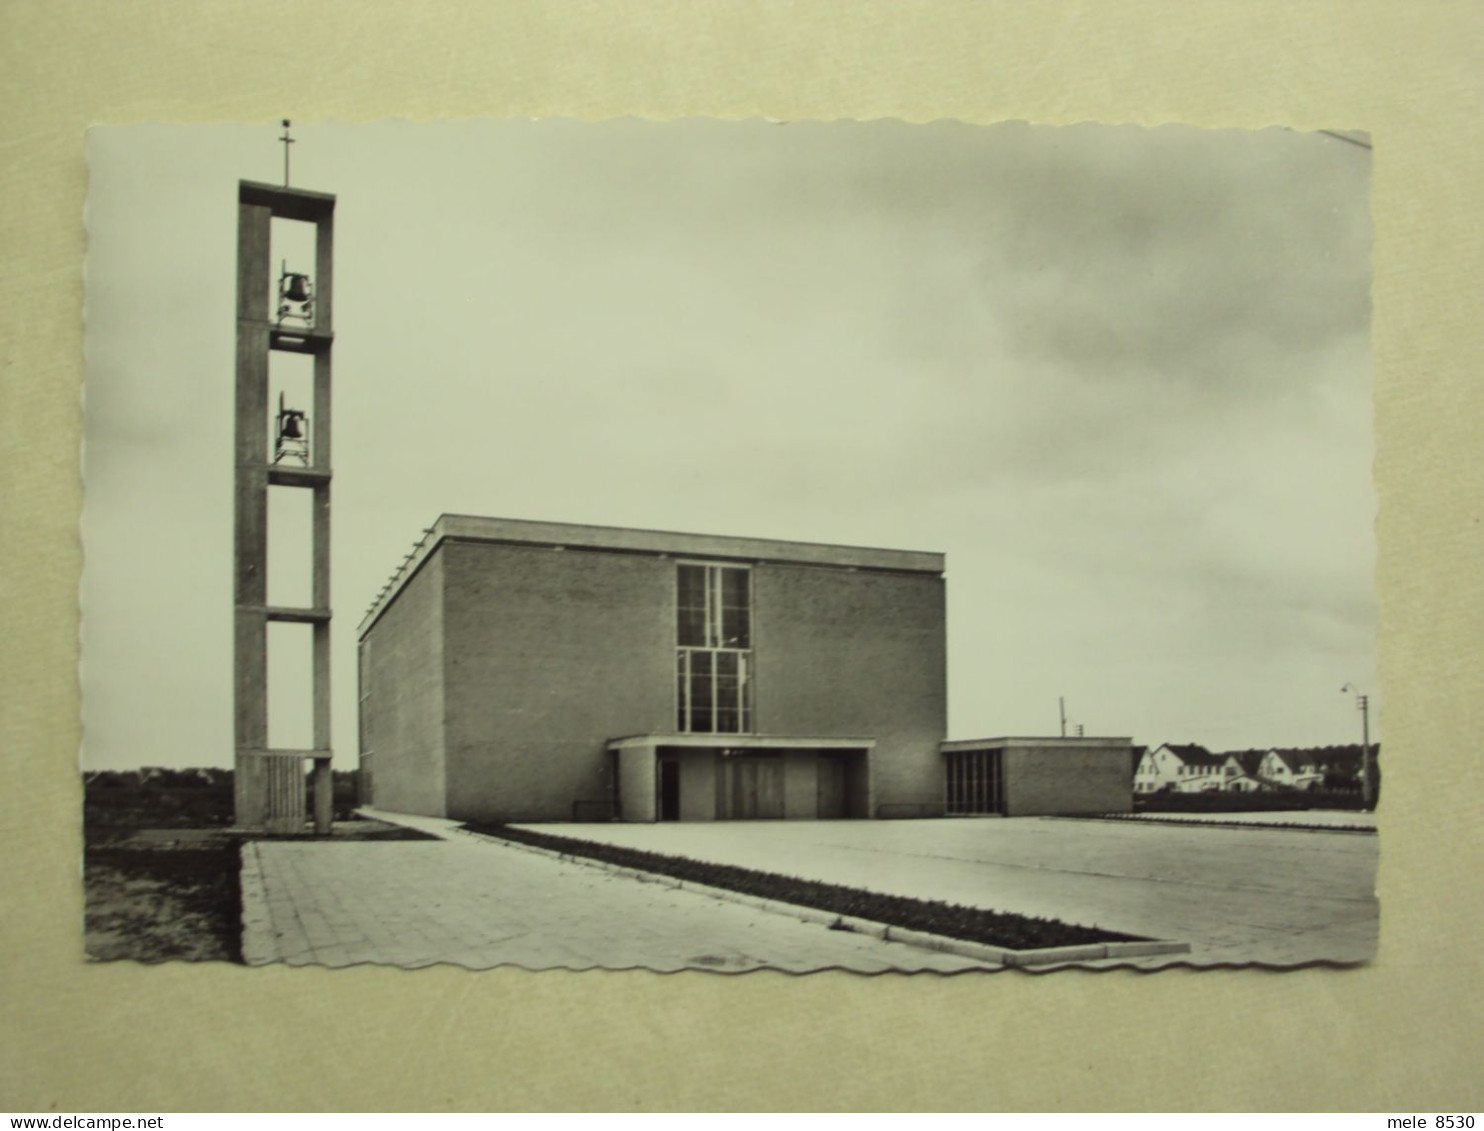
233, 164, 336, 834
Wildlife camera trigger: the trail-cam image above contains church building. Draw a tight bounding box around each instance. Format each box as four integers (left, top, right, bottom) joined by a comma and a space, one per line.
357, 514, 1133, 822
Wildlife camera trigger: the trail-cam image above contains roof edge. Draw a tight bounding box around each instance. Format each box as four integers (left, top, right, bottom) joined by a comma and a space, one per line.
942, 736, 1134, 751
359, 514, 945, 638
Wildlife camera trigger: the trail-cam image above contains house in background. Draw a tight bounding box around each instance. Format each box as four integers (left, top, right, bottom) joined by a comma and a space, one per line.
1134, 743, 1377, 796
357, 515, 1135, 823
1130, 745, 1148, 779
1220, 749, 1270, 792
1134, 743, 1228, 793
1258, 748, 1327, 791
1306, 744, 1370, 789
1259, 745, 1372, 792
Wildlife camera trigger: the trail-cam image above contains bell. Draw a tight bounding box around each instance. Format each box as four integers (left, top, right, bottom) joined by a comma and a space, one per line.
280, 413, 304, 440
284, 273, 311, 303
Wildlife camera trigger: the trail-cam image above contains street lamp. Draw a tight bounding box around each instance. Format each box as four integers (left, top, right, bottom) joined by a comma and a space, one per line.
1340, 682, 1374, 811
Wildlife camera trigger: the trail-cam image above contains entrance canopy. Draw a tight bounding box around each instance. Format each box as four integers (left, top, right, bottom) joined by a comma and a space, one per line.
606, 733, 875, 822
608, 733, 876, 753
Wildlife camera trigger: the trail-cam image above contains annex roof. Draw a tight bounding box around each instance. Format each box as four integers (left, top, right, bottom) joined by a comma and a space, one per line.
941, 736, 1133, 752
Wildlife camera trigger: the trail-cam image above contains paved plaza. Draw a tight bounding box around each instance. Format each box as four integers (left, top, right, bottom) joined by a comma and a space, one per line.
242, 811, 1377, 971
523, 816, 1379, 966
239, 814, 993, 973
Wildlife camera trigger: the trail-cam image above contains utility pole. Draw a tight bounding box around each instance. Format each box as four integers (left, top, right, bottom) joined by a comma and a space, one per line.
1340, 683, 1374, 810
1059, 697, 1066, 738
1358, 693, 1372, 810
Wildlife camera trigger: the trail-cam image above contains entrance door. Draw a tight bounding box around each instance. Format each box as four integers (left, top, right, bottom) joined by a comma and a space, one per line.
722, 756, 784, 819
817, 755, 849, 819
658, 759, 681, 821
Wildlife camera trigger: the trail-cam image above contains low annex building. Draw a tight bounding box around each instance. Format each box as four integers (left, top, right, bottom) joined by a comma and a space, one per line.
357, 515, 1133, 823
943, 737, 1138, 817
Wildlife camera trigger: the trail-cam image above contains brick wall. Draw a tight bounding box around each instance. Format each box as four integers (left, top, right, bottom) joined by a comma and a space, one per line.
753, 564, 947, 816
440, 541, 674, 822
1003, 743, 1133, 815
360, 553, 446, 816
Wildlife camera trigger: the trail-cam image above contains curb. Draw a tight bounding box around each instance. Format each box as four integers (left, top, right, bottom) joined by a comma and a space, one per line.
237, 841, 276, 967
1062, 814, 1376, 835
451, 824, 1190, 968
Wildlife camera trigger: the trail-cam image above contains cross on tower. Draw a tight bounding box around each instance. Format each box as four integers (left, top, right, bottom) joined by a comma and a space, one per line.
279, 119, 295, 187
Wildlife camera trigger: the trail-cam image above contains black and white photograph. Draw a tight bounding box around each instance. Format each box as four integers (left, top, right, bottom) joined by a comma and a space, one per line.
81, 117, 1377, 973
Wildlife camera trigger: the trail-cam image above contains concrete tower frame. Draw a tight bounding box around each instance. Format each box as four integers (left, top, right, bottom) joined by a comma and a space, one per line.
233, 180, 336, 834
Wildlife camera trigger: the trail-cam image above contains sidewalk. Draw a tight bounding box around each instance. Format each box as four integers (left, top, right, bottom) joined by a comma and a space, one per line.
239, 812, 996, 972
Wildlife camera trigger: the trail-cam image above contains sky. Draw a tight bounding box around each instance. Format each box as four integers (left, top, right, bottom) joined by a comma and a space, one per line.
80, 118, 1375, 770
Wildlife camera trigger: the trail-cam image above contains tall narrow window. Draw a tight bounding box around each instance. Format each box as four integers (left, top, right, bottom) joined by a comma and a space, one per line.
676, 563, 752, 734
945, 749, 1002, 815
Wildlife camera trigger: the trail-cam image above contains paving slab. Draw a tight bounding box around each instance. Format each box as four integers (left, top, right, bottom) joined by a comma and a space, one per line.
240, 817, 998, 973
518, 817, 1379, 967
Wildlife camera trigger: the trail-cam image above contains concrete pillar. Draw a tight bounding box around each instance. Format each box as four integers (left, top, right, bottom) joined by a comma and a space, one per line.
312, 757, 334, 834
616, 744, 658, 822
233, 202, 272, 829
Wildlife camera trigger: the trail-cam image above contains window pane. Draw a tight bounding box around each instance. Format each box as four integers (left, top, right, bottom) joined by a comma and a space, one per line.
688, 650, 714, 733
677, 608, 707, 647
738, 655, 751, 733
677, 566, 707, 646
714, 650, 738, 733
721, 605, 749, 648
678, 564, 706, 603
721, 567, 749, 606
720, 569, 750, 647
676, 650, 688, 731
716, 704, 738, 733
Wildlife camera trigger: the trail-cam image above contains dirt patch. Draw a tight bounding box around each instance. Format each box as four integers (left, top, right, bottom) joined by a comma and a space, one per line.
83, 817, 436, 963
85, 835, 243, 963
